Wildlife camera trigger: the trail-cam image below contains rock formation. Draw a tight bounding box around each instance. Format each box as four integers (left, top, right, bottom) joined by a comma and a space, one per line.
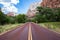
41, 0, 60, 8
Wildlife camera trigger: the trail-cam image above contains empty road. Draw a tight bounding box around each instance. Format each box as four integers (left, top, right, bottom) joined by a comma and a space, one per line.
0, 22, 60, 40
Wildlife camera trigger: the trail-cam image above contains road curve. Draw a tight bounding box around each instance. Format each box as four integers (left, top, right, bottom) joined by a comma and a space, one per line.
0, 23, 29, 40
31, 23, 60, 40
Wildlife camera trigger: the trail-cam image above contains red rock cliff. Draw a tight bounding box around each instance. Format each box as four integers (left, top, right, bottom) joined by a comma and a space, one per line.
41, 0, 60, 8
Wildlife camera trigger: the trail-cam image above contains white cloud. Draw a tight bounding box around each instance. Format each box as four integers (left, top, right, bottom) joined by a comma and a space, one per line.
0, 0, 19, 14
11, 0, 19, 4
2, 5, 18, 13
0, 0, 19, 5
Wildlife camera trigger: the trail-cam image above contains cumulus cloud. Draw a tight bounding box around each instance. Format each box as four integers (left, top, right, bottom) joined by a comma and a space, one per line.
11, 0, 19, 4
2, 5, 18, 13
0, 0, 19, 13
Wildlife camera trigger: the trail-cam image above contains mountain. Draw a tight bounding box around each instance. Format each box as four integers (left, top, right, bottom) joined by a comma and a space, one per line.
41, 0, 60, 8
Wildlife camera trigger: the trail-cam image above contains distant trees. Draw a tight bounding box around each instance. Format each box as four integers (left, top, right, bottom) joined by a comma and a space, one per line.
0, 7, 60, 24
0, 8, 27, 25
16, 14, 27, 23
34, 7, 60, 23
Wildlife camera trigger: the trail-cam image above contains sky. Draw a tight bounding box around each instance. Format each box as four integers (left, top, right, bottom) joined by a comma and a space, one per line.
0, 0, 42, 14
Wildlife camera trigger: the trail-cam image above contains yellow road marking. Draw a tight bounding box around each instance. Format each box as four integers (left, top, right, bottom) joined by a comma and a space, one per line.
28, 23, 32, 40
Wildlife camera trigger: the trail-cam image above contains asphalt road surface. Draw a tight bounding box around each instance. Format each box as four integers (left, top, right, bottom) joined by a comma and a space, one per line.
0, 22, 60, 40
31, 23, 60, 40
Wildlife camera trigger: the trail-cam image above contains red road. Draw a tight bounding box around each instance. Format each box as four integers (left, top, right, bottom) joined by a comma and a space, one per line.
31, 23, 60, 40
0, 23, 29, 40
0, 22, 60, 40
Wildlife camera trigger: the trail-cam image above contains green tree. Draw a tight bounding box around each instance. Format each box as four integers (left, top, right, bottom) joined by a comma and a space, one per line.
0, 10, 7, 25
16, 14, 26, 23
35, 7, 60, 23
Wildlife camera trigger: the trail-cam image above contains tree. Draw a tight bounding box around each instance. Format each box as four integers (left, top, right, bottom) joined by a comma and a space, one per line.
0, 10, 7, 25
16, 14, 26, 23
34, 6, 60, 23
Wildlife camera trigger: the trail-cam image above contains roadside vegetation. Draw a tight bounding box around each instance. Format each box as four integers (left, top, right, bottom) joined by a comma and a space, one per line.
0, 24, 23, 34
0, 10, 27, 25
34, 6, 60, 33
32, 7, 60, 23
0, 8, 25, 34
32, 6, 60, 33
0, 7, 60, 24
39, 22, 60, 33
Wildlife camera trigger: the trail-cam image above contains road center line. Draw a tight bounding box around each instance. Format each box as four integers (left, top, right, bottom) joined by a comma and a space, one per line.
28, 23, 32, 40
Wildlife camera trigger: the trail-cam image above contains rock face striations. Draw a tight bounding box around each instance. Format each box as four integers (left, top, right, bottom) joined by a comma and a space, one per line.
41, 0, 60, 8
26, 2, 41, 18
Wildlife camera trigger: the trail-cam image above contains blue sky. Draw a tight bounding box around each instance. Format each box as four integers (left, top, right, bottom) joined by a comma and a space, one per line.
0, 0, 42, 14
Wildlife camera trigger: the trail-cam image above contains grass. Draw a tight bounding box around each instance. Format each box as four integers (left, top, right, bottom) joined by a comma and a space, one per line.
39, 22, 60, 33
0, 23, 23, 34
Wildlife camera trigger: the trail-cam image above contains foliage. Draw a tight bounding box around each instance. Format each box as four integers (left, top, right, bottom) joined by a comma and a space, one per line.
0, 24, 21, 33
0, 9, 27, 25
34, 7, 60, 23
0, 11, 7, 25
16, 14, 27, 23
39, 22, 60, 33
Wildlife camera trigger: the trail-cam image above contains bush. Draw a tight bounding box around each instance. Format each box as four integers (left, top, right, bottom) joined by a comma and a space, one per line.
34, 7, 60, 23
